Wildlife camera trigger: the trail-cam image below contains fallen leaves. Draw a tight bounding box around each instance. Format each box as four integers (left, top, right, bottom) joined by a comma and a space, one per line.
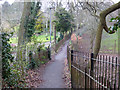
25, 67, 44, 88
63, 58, 71, 88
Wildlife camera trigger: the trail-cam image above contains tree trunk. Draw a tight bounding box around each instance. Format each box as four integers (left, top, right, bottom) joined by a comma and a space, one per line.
93, 23, 103, 58
93, 2, 120, 58
90, 30, 96, 53
16, 2, 32, 78
17, 2, 31, 48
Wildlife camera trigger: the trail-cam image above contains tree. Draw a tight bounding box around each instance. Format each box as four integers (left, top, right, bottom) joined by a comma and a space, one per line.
17, 1, 41, 60
55, 8, 74, 35
16, 1, 42, 79
24, 2, 42, 42
35, 11, 45, 33
17, 2, 32, 61
68, 1, 118, 54
93, 2, 120, 58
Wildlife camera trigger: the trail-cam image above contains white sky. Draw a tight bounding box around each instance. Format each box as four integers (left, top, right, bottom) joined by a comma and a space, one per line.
0, 0, 119, 5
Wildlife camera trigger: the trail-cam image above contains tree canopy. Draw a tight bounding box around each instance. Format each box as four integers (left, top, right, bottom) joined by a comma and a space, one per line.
54, 8, 74, 33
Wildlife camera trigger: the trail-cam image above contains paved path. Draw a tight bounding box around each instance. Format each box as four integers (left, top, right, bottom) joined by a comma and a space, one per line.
39, 41, 69, 88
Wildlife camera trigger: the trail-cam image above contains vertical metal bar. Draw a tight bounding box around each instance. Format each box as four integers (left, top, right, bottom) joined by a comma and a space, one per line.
115, 57, 117, 88
105, 56, 107, 88
77, 52, 79, 88
111, 57, 114, 88
86, 53, 89, 88
75, 52, 77, 88
76, 52, 78, 88
78, 52, 80, 88
95, 53, 97, 88
108, 56, 111, 89
85, 67, 87, 90
71, 50, 73, 88
102, 55, 105, 89
100, 55, 102, 89
90, 53, 94, 90
97, 55, 99, 89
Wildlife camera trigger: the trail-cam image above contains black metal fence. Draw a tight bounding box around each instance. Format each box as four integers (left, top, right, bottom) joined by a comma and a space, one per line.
67, 46, 120, 89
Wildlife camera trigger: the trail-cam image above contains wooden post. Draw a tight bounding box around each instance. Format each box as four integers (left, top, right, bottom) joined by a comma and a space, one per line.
90, 53, 94, 90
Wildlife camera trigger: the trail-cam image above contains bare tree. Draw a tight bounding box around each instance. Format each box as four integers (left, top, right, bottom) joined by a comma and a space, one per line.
93, 2, 120, 58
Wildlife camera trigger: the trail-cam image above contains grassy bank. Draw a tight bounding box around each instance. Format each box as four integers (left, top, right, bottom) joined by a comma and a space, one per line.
101, 30, 118, 53
9, 33, 59, 44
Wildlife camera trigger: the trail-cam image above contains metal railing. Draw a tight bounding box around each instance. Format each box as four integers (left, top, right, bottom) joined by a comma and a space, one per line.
67, 46, 120, 89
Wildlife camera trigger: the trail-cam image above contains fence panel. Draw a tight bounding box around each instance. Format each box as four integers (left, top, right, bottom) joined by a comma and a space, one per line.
67, 46, 119, 89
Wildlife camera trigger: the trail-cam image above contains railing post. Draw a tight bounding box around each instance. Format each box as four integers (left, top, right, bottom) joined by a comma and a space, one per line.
90, 53, 94, 89
85, 67, 87, 90
71, 50, 73, 88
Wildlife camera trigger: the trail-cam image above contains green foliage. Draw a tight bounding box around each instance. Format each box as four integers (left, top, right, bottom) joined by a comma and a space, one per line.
35, 11, 45, 32
24, 2, 41, 42
37, 44, 45, 52
54, 8, 74, 33
2, 33, 14, 79
31, 34, 42, 45
41, 61, 45, 64
41, 56, 46, 59
110, 14, 120, 31
1, 32, 18, 87
2, 33, 27, 88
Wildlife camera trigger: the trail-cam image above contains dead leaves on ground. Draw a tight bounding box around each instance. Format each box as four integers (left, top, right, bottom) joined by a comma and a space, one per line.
63, 58, 71, 88
25, 68, 43, 88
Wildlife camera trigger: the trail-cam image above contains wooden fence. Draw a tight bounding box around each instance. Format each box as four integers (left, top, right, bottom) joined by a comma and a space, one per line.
67, 46, 120, 89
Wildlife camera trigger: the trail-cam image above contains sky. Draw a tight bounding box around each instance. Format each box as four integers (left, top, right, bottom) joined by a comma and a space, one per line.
0, 0, 15, 4
0, 0, 120, 5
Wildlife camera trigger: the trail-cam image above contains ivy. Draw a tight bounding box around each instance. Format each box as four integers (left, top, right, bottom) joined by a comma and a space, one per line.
110, 14, 120, 31
24, 2, 41, 42
2, 32, 14, 86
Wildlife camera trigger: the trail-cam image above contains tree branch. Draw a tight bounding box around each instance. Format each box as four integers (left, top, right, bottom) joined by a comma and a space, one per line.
100, 1, 120, 34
